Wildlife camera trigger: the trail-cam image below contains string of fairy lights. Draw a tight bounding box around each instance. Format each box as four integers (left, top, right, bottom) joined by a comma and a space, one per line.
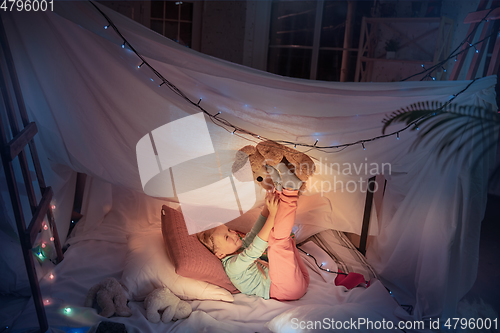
295, 246, 414, 319
296, 247, 348, 276
402, 7, 496, 82
32, 203, 76, 316
88, 1, 495, 154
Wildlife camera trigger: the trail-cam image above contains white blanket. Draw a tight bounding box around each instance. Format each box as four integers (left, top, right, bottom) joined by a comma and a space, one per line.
13, 239, 406, 333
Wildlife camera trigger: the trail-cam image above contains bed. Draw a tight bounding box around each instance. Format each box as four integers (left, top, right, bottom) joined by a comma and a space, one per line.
3, 173, 414, 333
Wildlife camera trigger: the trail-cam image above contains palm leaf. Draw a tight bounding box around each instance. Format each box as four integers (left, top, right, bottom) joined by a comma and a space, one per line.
382, 101, 500, 179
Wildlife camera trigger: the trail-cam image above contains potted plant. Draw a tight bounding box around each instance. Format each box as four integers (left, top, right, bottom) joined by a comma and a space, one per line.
385, 39, 400, 59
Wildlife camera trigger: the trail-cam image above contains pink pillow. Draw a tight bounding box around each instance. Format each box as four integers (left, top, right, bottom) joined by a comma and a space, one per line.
161, 205, 239, 293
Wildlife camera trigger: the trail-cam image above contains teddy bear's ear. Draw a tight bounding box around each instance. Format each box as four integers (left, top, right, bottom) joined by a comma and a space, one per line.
232, 151, 254, 182
283, 150, 316, 181
233, 145, 266, 175
256, 141, 284, 166
239, 145, 256, 156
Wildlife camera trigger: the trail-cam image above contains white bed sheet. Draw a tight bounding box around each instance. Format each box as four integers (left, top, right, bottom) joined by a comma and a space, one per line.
9, 185, 417, 333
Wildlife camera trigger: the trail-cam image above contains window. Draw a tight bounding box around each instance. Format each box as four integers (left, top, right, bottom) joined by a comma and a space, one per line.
267, 0, 371, 81
151, 1, 194, 48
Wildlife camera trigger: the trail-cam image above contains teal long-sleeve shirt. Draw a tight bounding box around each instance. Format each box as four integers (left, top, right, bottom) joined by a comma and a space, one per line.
221, 214, 271, 299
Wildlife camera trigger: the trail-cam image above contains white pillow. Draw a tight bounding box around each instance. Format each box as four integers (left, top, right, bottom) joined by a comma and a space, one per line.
120, 228, 233, 302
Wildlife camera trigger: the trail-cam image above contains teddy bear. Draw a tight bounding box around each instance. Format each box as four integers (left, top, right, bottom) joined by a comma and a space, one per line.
84, 277, 132, 318
233, 140, 316, 192
144, 287, 192, 323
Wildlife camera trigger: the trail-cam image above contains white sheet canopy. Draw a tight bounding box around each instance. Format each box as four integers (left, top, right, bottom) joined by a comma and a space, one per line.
2, 1, 498, 323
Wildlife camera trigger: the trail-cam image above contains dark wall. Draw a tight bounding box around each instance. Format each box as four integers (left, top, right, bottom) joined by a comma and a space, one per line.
199, 1, 247, 64
98, 1, 151, 28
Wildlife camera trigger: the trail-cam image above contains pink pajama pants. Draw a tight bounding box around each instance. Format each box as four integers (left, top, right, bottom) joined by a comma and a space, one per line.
268, 189, 310, 301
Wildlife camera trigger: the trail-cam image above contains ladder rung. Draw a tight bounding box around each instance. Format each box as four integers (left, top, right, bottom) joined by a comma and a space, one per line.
3, 122, 37, 162
25, 186, 53, 248
464, 7, 500, 24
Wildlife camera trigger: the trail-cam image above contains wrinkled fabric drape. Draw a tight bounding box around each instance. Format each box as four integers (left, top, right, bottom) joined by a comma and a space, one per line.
2, 1, 497, 322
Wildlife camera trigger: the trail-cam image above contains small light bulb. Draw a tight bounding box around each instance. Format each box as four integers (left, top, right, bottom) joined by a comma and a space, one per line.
51, 205, 56, 210
45, 299, 51, 305
64, 307, 72, 314
43, 224, 48, 231
49, 273, 54, 280
104, 25, 109, 29
327, 269, 330, 272
122, 43, 125, 48
41, 243, 46, 248
432, 77, 436, 81
50, 237, 54, 242
475, 49, 479, 53
397, 133, 400, 140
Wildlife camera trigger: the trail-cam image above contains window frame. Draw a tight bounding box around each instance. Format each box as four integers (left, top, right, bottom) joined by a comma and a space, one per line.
149, 1, 202, 51
265, 0, 358, 81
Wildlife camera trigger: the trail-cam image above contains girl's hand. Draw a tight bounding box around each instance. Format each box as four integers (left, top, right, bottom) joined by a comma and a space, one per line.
261, 190, 273, 217
265, 191, 280, 217
258, 192, 278, 242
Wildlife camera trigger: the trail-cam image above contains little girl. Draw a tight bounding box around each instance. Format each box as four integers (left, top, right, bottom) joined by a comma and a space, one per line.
197, 164, 310, 301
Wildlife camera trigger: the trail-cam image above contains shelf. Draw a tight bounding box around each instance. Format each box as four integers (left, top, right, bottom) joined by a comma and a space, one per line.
360, 57, 434, 64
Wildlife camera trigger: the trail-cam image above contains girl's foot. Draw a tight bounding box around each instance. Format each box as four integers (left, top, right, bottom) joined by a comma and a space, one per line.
276, 163, 303, 190
265, 165, 282, 191
265, 164, 303, 191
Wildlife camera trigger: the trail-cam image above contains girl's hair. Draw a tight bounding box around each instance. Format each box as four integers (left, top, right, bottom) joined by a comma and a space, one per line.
197, 229, 217, 254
